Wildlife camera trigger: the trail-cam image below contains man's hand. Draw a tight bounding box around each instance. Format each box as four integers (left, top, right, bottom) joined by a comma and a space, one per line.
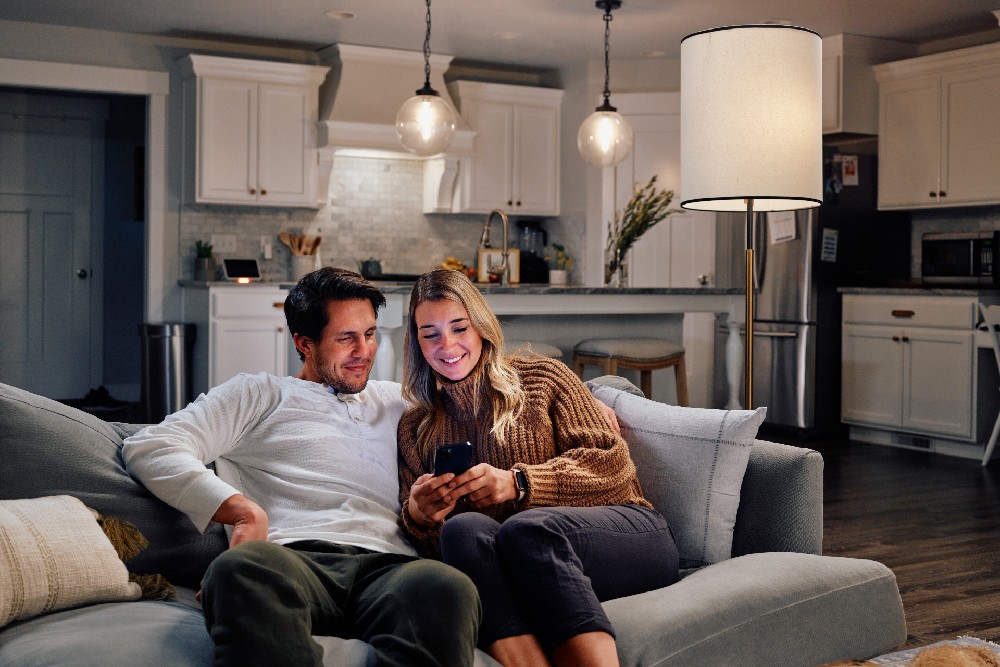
212, 494, 269, 547
592, 396, 621, 434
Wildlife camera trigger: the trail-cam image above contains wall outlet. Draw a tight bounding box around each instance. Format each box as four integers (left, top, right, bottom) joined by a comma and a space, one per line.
211, 234, 238, 254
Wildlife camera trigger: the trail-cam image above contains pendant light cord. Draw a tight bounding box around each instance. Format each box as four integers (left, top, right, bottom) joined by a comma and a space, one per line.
416, 0, 438, 96
596, 0, 619, 112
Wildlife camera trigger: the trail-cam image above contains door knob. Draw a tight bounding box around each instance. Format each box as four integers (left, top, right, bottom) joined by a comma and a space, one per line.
76, 269, 88, 279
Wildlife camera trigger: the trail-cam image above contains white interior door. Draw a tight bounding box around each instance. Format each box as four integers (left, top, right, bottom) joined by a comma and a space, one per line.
0, 96, 102, 399
602, 92, 716, 407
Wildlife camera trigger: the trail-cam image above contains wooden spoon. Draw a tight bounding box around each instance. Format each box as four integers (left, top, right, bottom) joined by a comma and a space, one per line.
278, 231, 297, 255
310, 237, 321, 255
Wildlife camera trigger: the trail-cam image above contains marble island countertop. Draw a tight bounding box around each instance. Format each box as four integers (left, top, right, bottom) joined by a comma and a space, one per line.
838, 285, 998, 296
179, 280, 743, 296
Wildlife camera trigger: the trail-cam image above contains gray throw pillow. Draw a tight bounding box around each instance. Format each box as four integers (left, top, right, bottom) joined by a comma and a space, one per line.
588, 383, 766, 568
0, 382, 227, 588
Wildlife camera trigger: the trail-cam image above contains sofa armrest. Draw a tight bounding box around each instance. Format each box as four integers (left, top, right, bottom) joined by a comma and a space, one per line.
731, 439, 823, 557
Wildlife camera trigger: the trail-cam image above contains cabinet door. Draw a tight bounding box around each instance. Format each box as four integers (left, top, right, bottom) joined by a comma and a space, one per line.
941, 65, 1000, 206
211, 318, 287, 388
511, 105, 559, 215
198, 78, 257, 203
463, 104, 513, 212
878, 76, 941, 209
903, 328, 974, 437
841, 324, 903, 427
257, 83, 312, 205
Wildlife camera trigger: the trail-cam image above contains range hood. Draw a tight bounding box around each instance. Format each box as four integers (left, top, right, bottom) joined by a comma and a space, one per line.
316, 44, 474, 157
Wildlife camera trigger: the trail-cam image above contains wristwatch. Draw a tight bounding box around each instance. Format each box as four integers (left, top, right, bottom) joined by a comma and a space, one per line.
512, 468, 528, 503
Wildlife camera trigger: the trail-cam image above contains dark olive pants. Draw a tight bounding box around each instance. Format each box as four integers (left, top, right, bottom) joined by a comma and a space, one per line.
200, 540, 481, 667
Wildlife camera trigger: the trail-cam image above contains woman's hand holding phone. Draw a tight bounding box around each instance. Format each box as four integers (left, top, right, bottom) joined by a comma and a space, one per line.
408, 472, 460, 527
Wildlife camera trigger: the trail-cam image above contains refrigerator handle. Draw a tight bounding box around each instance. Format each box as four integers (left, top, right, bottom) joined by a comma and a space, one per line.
753, 212, 766, 291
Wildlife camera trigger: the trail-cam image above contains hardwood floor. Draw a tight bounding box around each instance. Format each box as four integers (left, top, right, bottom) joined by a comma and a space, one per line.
770, 430, 1000, 649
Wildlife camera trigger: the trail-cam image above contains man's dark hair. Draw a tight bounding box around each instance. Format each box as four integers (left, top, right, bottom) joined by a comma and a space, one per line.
284, 267, 386, 360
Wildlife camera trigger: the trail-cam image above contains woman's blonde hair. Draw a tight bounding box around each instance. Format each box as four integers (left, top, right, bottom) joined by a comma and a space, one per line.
403, 269, 524, 456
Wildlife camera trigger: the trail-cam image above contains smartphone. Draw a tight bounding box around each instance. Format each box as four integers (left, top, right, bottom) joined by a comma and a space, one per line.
433, 441, 474, 476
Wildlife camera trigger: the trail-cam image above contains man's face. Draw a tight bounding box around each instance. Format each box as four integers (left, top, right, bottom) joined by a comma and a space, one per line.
295, 299, 377, 394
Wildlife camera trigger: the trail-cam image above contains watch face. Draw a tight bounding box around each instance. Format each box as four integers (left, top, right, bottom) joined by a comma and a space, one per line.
515, 469, 528, 492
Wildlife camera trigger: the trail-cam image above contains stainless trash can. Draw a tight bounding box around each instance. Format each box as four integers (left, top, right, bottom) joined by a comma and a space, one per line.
140, 323, 196, 423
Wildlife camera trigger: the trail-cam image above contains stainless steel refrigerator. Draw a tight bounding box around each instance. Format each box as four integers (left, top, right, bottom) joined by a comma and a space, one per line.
714, 152, 909, 435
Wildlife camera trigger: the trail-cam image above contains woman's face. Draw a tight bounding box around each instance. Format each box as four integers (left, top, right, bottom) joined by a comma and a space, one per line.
413, 298, 483, 382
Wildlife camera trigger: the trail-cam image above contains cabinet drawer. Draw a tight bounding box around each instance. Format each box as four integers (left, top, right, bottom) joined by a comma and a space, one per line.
843, 294, 977, 329
212, 289, 288, 319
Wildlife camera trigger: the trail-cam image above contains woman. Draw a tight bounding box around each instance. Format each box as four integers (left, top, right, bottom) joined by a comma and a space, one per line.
397, 269, 679, 667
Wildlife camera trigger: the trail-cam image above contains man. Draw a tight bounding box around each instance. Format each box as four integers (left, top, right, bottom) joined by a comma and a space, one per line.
123, 267, 480, 667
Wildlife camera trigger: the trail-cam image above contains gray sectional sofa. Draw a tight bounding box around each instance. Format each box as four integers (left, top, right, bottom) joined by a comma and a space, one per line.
0, 378, 907, 666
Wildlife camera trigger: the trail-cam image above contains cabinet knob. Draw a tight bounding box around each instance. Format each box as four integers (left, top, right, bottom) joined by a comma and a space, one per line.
939, 191, 947, 197
892, 335, 901, 342
261, 189, 267, 196
250, 187, 257, 195
507, 200, 513, 206
277, 327, 284, 333
902, 336, 910, 342
516, 200, 521, 206
929, 191, 937, 198
272, 302, 284, 309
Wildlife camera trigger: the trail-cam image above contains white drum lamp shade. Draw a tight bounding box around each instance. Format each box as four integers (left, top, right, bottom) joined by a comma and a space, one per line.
680, 25, 822, 212
679, 24, 822, 409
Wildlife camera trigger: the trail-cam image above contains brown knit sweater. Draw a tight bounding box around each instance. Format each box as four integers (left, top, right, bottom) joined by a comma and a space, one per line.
397, 356, 651, 557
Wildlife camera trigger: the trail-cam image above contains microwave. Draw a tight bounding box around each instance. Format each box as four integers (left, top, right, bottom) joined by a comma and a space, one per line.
921, 231, 1000, 286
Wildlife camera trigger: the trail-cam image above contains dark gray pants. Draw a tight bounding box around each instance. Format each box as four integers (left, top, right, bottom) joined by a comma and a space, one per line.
440, 505, 678, 652
201, 540, 481, 667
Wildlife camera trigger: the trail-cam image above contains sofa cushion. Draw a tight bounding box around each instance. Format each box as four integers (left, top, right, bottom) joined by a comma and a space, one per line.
0, 383, 227, 588
587, 382, 766, 568
0, 598, 214, 667
604, 552, 907, 667
0, 495, 142, 628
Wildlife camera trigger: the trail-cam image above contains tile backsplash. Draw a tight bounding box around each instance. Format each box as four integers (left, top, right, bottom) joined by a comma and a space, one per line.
180, 155, 575, 282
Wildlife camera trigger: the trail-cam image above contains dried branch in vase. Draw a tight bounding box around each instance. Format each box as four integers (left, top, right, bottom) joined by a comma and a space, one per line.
604, 175, 678, 284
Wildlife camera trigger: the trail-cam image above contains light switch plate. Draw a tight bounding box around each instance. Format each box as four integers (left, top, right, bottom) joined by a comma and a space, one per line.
211, 234, 238, 254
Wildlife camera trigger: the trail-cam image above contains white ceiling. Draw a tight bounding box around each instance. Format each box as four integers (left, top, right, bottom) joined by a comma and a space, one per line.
2, 0, 999, 69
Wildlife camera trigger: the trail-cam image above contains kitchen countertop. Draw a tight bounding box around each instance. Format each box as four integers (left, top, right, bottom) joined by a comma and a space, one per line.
838, 286, 996, 296
179, 280, 743, 296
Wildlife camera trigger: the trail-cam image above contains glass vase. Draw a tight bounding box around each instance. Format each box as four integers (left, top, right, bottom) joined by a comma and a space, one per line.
605, 248, 629, 288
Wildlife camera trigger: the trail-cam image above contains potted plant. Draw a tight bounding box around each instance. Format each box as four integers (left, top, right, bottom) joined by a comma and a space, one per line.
194, 240, 214, 282
605, 175, 677, 286
545, 243, 573, 285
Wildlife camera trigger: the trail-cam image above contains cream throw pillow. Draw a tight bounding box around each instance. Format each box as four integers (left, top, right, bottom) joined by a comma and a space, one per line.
0, 495, 141, 628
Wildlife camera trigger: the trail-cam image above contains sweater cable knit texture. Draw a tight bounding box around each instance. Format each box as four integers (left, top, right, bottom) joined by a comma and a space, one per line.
398, 357, 651, 556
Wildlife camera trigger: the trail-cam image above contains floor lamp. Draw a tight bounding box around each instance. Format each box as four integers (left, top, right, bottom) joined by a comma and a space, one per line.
679, 25, 823, 409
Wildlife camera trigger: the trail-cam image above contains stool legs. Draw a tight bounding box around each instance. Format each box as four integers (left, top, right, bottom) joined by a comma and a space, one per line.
572, 353, 688, 407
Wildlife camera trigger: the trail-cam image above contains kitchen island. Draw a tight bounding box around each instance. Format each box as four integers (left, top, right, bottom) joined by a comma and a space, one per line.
181, 281, 745, 405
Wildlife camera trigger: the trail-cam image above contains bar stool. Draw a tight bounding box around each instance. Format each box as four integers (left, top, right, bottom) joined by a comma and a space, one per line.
978, 303, 1000, 466
572, 337, 688, 405
506, 340, 563, 360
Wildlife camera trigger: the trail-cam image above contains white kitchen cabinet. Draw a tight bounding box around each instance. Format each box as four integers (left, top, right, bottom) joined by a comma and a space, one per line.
875, 42, 1000, 210
841, 294, 978, 440
596, 92, 717, 408
183, 286, 301, 395
180, 54, 329, 207
445, 81, 563, 216
821, 34, 914, 136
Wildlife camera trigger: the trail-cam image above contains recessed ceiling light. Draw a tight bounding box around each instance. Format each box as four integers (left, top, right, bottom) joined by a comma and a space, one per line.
325, 10, 355, 20
494, 32, 521, 41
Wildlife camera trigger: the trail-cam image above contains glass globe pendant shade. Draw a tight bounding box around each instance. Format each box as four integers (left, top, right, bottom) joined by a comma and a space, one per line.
577, 108, 634, 168
395, 92, 456, 156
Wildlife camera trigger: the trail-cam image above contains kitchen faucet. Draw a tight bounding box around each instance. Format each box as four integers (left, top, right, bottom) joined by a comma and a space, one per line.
479, 209, 510, 286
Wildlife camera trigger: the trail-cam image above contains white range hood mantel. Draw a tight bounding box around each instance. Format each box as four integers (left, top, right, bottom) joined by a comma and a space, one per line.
316, 44, 474, 157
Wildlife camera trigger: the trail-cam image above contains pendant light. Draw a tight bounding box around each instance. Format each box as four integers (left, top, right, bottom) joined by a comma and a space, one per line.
578, 0, 634, 168
395, 0, 457, 156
